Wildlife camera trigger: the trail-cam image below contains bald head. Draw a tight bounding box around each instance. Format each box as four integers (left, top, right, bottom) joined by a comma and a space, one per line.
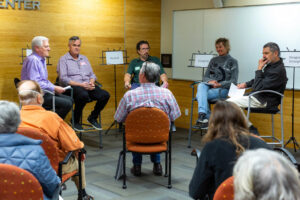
17, 80, 43, 106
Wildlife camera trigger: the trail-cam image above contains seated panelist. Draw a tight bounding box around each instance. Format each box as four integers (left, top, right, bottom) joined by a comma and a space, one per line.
57, 36, 110, 131
227, 42, 288, 129
124, 40, 168, 90
195, 38, 238, 129
21, 36, 72, 119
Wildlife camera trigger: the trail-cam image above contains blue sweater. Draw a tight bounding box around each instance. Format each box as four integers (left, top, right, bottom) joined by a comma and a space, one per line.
0, 133, 60, 200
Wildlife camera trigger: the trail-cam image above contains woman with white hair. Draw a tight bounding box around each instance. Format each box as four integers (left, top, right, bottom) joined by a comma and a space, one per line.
234, 148, 300, 200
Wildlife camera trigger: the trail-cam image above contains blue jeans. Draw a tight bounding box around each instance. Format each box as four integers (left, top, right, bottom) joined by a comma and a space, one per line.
132, 152, 160, 165
196, 82, 228, 118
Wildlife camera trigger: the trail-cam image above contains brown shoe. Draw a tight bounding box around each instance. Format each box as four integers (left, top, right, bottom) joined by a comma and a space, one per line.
153, 163, 162, 176
131, 165, 141, 176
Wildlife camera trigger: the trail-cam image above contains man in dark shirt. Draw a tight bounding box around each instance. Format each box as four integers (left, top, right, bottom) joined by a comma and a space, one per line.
124, 40, 168, 89
227, 42, 287, 126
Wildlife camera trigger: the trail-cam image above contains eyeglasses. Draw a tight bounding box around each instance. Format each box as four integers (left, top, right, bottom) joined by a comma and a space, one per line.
140, 48, 150, 51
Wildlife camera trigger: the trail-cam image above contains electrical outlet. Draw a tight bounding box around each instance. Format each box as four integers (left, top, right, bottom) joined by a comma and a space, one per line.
185, 108, 189, 116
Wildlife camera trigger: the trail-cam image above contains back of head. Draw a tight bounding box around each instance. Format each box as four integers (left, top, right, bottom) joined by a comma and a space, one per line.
140, 62, 160, 83
0, 101, 21, 133
234, 149, 300, 200
31, 36, 48, 51
17, 80, 43, 106
203, 101, 249, 155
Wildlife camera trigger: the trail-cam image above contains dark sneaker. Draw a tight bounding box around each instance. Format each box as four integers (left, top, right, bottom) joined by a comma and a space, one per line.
131, 164, 141, 176
249, 125, 260, 136
87, 116, 102, 130
73, 123, 84, 131
78, 194, 94, 200
153, 163, 162, 176
197, 112, 208, 124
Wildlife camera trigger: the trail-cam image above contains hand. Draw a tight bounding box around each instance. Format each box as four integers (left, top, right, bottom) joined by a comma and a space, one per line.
161, 81, 169, 88
81, 82, 94, 90
237, 82, 247, 89
75, 151, 86, 161
88, 82, 95, 90
212, 82, 221, 88
54, 86, 65, 94
258, 58, 268, 70
208, 80, 218, 85
125, 82, 131, 89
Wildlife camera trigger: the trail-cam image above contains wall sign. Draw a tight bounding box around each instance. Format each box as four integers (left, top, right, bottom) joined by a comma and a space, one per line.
0, 0, 40, 10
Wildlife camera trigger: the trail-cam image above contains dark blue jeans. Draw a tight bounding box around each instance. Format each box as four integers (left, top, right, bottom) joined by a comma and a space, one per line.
132, 152, 160, 165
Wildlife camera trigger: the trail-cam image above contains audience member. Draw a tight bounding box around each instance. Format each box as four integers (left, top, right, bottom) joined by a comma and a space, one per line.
17, 80, 94, 200
189, 101, 270, 200
0, 100, 60, 200
115, 61, 181, 176
21, 36, 72, 119
57, 36, 110, 131
234, 148, 300, 200
124, 40, 168, 89
227, 42, 288, 131
196, 38, 238, 129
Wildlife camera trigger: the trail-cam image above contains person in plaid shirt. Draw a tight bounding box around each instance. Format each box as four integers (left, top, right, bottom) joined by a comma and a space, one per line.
115, 61, 181, 176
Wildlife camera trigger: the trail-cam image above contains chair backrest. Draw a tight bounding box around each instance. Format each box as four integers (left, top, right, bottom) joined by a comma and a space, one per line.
213, 176, 234, 200
125, 107, 170, 144
17, 127, 60, 173
0, 163, 43, 200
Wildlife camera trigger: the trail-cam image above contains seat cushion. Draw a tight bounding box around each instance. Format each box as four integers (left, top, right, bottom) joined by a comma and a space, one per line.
127, 142, 167, 153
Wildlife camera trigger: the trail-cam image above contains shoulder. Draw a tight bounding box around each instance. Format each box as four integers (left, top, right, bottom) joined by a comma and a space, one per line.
25, 54, 39, 64
149, 56, 161, 62
80, 54, 89, 61
129, 58, 139, 64
59, 53, 69, 61
249, 135, 270, 149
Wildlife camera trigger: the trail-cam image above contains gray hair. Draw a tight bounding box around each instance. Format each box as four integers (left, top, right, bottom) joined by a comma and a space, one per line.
233, 149, 300, 200
140, 62, 160, 83
263, 42, 280, 56
69, 36, 81, 44
31, 36, 49, 52
0, 101, 21, 133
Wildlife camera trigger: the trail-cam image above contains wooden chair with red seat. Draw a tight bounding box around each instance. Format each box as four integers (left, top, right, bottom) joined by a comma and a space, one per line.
16, 126, 84, 198
213, 176, 234, 200
121, 107, 174, 189
0, 163, 44, 200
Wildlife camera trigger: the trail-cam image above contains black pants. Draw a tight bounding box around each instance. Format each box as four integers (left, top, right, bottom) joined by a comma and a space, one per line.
67, 85, 110, 124
42, 92, 73, 119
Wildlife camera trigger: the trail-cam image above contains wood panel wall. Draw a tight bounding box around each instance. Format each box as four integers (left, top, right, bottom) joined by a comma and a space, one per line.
0, 0, 161, 129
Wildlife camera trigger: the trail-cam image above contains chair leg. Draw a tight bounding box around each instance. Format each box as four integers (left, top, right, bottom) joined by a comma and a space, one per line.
188, 97, 195, 148
164, 148, 168, 177
168, 139, 172, 189
78, 151, 83, 200
122, 150, 127, 189
280, 110, 284, 148
271, 114, 274, 139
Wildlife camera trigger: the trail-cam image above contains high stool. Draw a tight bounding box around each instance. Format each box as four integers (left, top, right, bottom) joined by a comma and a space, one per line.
246, 90, 285, 147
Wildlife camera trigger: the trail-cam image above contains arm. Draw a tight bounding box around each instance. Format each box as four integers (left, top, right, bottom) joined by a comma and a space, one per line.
203, 59, 215, 83
189, 145, 214, 199
160, 73, 168, 88
124, 73, 132, 89
114, 95, 129, 122
167, 91, 181, 121
25, 59, 55, 92
57, 119, 84, 152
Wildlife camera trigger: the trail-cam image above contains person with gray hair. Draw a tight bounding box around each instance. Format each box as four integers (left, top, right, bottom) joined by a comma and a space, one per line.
57, 36, 110, 131
115, 61, 181, 176
0, 100, 60, 200
234, 148, 300, 200
227, 42, 288, 132
21, 36, 72, 119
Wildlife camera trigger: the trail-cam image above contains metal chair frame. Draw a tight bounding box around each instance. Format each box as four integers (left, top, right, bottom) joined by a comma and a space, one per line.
246, 90, 284, 147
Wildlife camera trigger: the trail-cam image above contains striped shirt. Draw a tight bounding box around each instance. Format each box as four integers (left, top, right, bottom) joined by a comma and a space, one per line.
114, 83, 181, 122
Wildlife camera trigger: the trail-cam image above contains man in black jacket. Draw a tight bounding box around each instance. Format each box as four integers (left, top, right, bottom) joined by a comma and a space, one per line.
227, 42, 287, 127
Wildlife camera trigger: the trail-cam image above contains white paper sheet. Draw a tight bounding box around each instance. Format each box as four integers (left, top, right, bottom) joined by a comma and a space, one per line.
228, 83, 245, 98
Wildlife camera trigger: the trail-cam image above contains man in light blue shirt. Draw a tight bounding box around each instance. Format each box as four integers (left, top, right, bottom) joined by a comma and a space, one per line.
21, 36, 72, 119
